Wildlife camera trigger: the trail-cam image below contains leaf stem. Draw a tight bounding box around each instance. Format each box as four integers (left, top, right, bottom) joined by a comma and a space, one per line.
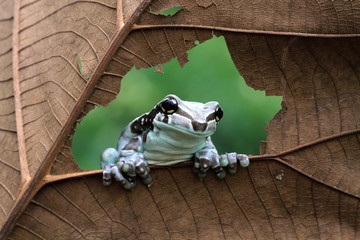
40, 129, 360, 184
44, 170, 103, 184
12, 0, 30, 187
131, 23, 360, 38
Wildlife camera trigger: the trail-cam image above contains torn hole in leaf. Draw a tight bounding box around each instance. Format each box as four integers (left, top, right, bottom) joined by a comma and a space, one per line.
72, 35, 282, 170
149, 6, 182, 17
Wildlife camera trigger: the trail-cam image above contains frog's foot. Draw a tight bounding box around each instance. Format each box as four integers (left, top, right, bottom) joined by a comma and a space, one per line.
101, 148, 151, 190
219, 152, 250, 174
117, 150, 152, 189
193, 149, 226, 180
102, 164, 136, 190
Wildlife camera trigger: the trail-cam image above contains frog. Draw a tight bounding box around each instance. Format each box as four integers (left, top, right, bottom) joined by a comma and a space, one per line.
101, 94, 249, 190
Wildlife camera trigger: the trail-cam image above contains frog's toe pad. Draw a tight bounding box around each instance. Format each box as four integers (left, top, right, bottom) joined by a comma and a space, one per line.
103, 179, 112, 186
102, 167, 113, 186
228, 165, 238, 174
216, 170, 226, 179
197, 171, 208, 179
141, 174, 153, 186
238, 154, 250, 168
123, 181, 136, 190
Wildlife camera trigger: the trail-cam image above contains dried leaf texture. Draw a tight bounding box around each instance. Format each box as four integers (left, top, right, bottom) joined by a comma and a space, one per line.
225, 35, 360, 197
122, 0, 143, 23
144, 0, 360, 34
1, 0, 360, 238
0, 0, 21, 228
0, 0, 119, 235
226, 35, 360, 150
18, 0, 117, 177
9, 166, 360, 239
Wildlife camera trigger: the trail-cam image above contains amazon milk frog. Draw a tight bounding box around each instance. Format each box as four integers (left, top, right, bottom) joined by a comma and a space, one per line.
101, 94, 249, 190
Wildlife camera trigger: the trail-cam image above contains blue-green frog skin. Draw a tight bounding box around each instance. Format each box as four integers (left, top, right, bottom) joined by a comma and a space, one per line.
101, 94, 249, 190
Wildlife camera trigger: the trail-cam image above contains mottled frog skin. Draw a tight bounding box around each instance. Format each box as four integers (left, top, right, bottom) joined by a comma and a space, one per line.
101, 94, 249, 190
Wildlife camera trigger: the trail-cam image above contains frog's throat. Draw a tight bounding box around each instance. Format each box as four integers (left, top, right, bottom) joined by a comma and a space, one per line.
153, 120, 215, 137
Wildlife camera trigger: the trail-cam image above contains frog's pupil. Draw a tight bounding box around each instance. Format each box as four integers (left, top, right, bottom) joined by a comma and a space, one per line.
215, 107, 223, 122
161, 98, 178, 114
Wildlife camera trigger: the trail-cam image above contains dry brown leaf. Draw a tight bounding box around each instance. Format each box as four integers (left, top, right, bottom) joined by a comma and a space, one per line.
1, 0, 360, 238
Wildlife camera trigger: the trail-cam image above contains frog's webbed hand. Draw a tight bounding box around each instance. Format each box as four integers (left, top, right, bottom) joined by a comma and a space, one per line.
193, 137, 227, 179
193, 148, 227, 179
219, 152, 250, 174
102, 151, 151, 190
116, 150, 152, 190
101, 137, 151, 190
192, 137, 250, 179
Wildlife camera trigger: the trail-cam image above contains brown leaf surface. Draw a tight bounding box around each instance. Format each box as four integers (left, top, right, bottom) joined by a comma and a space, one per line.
9, 165, 360, 239
1, 0, 360, 238
0, 0, 20, 230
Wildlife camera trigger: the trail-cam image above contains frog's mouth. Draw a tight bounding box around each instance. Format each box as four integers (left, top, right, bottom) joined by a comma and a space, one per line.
153, 120, 215, 137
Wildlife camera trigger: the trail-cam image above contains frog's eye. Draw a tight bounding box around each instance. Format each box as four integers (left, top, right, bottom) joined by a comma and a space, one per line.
215, 106, 223, 122
160, 97, 178, 114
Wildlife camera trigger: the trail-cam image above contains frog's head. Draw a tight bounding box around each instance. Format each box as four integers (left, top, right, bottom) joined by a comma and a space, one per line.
153, 94, 223, 136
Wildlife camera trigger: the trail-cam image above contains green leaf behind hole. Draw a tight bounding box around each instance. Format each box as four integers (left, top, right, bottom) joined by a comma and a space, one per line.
149, 6, 182, 16
78, 55, 89, 80
72, 36, 282, 170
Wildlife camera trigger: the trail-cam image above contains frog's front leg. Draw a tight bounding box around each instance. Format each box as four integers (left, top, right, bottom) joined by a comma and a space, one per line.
193, 137, 250, 179
193, 137, 227, 179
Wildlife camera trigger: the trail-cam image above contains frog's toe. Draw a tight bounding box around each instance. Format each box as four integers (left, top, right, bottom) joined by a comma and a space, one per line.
141, 174, 153, 186
135, 163, 148, 176
197, 171, 208, 179
111, 166, 126, 182
197, 160, 210, 179
197, 163, 209, 178
216, 170, 226, 179
123, 178, 136, 190
103, 180, 112, 186
117, 157, 136, 174
135, 159, 150, 177
113, 170, 136, 190
103, 174, 112, 186
219, 152, 249, 174
192, 156, 201, 173
136, 162, 152, 186
228, 164, 238, 174
237, 154, 250, 168
102, 166, 113, 186
199, 158, 211, 172
228, 154, 238, 174
214, 166, 226, 179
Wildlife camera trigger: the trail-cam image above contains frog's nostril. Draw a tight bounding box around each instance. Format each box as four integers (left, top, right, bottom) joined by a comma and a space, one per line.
191, 121, 207, 131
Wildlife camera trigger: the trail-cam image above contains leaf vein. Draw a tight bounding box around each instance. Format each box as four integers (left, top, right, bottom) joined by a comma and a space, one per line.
30, 200, 86, 238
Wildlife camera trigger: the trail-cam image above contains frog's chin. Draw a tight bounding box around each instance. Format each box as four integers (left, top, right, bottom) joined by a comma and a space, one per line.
153, 120, 215, 137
